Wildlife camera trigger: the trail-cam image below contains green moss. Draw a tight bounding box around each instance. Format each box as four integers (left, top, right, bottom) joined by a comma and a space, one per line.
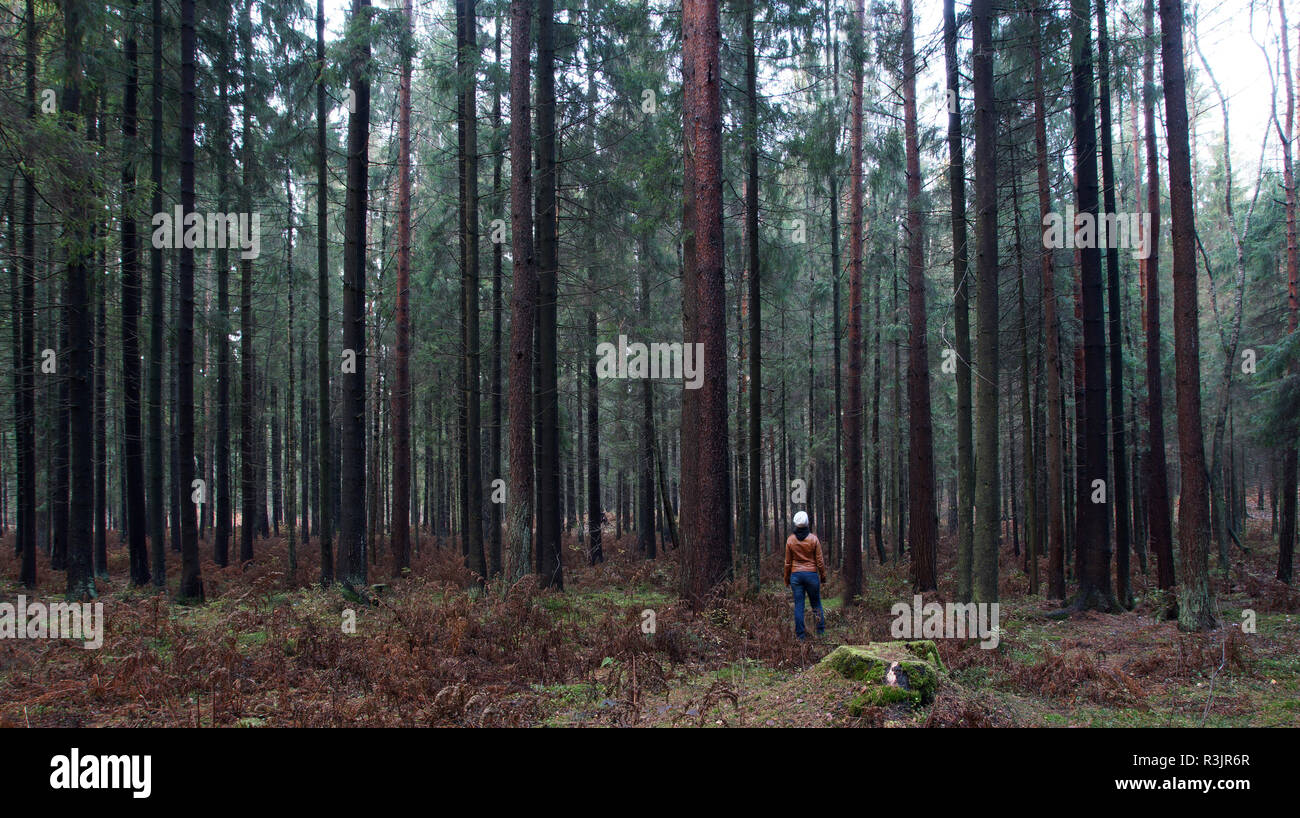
820, 641, 945, 710
902, 639, 946, 672
821, 645, 892, 682
899, 659, 938, 697
849, 684, 921, 714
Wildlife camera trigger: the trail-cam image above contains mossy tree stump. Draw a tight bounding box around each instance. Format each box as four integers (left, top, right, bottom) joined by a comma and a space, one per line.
819, 641, 945, 714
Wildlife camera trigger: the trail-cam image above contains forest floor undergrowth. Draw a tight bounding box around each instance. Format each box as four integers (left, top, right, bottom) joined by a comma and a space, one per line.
1, 512, 1297, 727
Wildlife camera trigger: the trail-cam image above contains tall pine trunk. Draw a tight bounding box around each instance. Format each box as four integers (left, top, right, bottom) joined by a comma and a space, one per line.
94, 110, 107, 579
64, 1, 94, 600
457, 0, 486, 583
681, 0, 731, 607
945, 0, 974, 602
392, 0, 414, 577
339, 0, 372, 591
239, 0, 257, 567
825, 0, 842, 566
489, 18, 504, 577
505, 0, 536, 584
149, 0, 166, 586
1161, 0, 1219, 630
743, 0, 761, 594
1070, 0, 1117, 612
1034, 2, 1066, 601
586, 279, 602, 565
1142, 0, 1176, 593
1278, 0, 1299, 584
285, 167, 298, 575
903, 0, 937, 592
971, 0, 999, 604
214, 0, 232, 569
842, 0, 866, 605
18, 0, 38, 587
639, 253, 657, 559
534, 0, 561, 587
1097, 0, 1132, 607
316, 0, 334, 587
176, 0, 203, 601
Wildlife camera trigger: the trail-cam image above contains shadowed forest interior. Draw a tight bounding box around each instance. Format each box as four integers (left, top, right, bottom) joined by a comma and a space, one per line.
0, 0, 1298, 728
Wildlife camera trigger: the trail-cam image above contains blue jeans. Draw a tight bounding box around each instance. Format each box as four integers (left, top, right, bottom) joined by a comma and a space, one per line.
790, 571, 825, 639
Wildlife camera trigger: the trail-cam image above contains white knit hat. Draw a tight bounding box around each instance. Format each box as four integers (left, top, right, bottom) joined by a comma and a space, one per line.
793, 511, 809, 528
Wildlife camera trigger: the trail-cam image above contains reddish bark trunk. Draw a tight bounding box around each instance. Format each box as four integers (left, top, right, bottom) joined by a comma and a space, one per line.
903, 0, 937, 592
392, 0, 413, 576
505, 0, 536, 583
1161, 0, 1218, 630
681, 0, 732, 607
842, 0, 866, 605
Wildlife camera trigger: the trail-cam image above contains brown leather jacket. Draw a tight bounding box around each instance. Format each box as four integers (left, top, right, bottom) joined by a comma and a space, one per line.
784, 531, 826, 584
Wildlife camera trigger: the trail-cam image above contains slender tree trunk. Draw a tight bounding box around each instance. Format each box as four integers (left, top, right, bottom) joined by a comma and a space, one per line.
972, 0, 999, 604
945, 0, 974, 602
175, 0, 203, 601
1097, 0, 1132, 606
316, 0, 334, 587
285, 167, 298, 576
893, 248, 904, 564
534, 0, 561, 587
271, 390, 282, 537
18, 0, 38, 588
149, 0, 166, 587
456, 0, 485, 583
239, 0, 257, 568
489, 17, 504, 577
339, 0, 372, 591
639, 254, 656, 559
1142, 0, 1176, 593
576, 359, 585, 541
506, 0, 536, 584
587, 282, 602, 565
902, 0, 937, 592
842, 0, 867, 605
1070, 0, 1117, 612
825, 0, 842, 568
1161, 0, 1219, 630
1032, 2, 1067, 601
680, 0, 700, 591
213, 0, 232, 569
1011, 150, 1039, 594
63, 6, 97, 598
871, 272, 884, 565
392, 0, 414, 577
54, 294, 69, 574
94, 154, 107, 578
1278, 0, 1299, 585
302, 315, 312, 543
743, 0, 761, 595
115, 0, 146, 586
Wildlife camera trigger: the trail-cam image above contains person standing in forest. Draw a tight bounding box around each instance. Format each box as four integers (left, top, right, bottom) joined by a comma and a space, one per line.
785, 511, 826, 640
